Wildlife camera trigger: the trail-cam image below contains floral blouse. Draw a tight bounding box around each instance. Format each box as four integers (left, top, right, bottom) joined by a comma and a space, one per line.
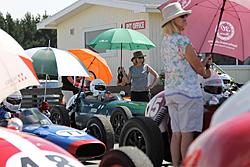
161, 33, 202, 98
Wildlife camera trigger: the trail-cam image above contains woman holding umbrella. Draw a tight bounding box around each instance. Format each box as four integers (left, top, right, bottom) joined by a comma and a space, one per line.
124, 51, 159, 102
160, 2, 211, 166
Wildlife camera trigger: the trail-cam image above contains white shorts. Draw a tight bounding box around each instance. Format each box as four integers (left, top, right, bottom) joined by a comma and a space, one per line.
165, 94, 204, 132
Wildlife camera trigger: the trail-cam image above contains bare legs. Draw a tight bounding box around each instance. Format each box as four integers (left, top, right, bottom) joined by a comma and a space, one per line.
171, 132, 181, 167
171, 132, 194, 167
181, 132, 193, 158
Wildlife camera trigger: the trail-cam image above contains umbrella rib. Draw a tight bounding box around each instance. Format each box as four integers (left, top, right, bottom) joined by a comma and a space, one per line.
231, 1, 245, 61
129, 42, 133, 50
87, 57, 96, 69
197, 4, 221, 52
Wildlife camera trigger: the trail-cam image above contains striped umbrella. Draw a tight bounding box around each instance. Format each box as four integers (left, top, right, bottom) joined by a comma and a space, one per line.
25, 47, 89, 77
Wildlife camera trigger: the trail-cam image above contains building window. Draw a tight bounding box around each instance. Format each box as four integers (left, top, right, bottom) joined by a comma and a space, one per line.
85, 29, 110, 53
70, 28, 75, 35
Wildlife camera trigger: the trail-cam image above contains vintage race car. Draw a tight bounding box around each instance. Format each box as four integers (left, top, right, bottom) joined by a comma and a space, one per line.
17, 108, 113, 160
184, 80, 250, 167
119, 83, 229, 167
0, 126, 153, 167
0, 127, 84, 167
184, 112, 250, 167
50, 92, 147, 141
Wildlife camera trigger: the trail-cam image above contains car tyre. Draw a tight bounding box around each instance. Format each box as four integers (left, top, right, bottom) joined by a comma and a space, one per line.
110, 106, 132, 142
50, 105, 70, 126
119, 116, 164, 167
99, 146, 153, 167
86, 115, 115, 151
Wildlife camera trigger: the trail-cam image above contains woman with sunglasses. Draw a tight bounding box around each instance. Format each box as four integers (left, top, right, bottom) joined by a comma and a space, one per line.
160, 2, 211, 166
124, 51, 159, 102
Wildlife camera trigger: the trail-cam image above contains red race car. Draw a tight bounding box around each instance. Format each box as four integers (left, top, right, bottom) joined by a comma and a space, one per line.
184, 80, 250, 167
0, 127, 84, 167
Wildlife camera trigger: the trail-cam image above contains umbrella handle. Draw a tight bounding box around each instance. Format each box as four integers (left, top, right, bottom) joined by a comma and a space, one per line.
44, 74, 48, 101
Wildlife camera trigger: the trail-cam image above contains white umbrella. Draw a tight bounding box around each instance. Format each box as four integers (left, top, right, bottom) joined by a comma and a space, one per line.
0, 29, 39, 102
25, 47, 90, 101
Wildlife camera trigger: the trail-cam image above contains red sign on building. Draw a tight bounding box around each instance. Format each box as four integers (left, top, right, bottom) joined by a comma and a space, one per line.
125, 20, 146, 30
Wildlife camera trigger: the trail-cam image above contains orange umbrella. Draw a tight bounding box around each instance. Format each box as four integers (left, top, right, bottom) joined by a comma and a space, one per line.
68, 48, 112, 84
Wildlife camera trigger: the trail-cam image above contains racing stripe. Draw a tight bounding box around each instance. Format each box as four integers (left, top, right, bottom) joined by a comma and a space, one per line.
0, 137, 20, 167
0, 129, 56, 167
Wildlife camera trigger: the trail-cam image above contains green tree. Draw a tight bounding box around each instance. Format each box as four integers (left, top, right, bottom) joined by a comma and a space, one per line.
1, 12, 57, 49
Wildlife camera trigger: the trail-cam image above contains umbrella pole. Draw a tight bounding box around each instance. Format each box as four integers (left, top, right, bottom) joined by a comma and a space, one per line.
210, 0, 226, 54
67, 77, 85, 112
120, 43, 122, 67
44, 74, 48, 101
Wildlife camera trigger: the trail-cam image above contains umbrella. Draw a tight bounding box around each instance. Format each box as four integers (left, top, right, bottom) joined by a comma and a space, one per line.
158, 0, 250, 61
89, 28, 156, 66
0, 29, 39, 102
68, 48, 112, 84
25, 47, 89, 77
25, 47, 90, 101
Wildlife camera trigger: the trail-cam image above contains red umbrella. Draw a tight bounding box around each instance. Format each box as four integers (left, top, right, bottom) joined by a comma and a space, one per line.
159, 0, 250, 61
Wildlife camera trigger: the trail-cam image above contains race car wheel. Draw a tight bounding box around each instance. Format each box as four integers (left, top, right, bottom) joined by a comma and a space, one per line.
99, 146, 153, 167
119, 117, 164, 167
110, 106, 132, 142
50, 105, 70, 126
86, 115, 115, 151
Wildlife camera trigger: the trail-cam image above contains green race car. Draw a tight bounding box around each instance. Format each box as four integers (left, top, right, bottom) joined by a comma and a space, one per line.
50, 91, 146, 141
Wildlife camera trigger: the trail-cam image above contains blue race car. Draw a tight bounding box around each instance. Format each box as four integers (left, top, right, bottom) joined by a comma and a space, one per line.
19, 108, 114, 160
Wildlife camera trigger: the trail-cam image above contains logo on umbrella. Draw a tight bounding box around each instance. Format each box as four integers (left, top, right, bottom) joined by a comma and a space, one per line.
18, 73, 27, 83
178, 0, 191, 8
217, 21, 235, 41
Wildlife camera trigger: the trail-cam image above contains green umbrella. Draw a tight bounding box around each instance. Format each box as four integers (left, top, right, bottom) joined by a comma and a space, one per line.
89, 28, 156, 66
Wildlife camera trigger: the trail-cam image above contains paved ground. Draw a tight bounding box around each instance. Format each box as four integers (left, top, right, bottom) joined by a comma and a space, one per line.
83, 159, 173, 167
83, 144, 173, 167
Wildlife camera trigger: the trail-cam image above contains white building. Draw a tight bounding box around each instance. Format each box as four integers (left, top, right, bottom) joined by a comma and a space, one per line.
38, 0, 250, 85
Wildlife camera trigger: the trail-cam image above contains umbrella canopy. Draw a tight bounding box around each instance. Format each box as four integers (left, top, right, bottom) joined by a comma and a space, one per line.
68, 48, 112, 84
89, 28, 156, 66
159, 0, 250, 61
0, 29, 39, 102
25, 47, 89, 77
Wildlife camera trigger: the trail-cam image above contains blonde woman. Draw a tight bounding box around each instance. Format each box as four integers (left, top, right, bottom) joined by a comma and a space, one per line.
160, 2, 211, 166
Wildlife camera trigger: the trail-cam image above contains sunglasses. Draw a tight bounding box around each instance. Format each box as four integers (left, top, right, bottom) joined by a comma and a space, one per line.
180, 14, 188, 19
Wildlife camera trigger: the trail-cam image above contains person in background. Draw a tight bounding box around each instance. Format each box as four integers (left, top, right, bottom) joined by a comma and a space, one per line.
160, 2, 211, 166
124, 51, 159, 102
62, 76, 82, 94
117, 66, 129, 86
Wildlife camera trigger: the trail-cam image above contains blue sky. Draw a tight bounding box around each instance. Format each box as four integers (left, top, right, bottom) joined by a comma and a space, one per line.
0, 0, 77, 19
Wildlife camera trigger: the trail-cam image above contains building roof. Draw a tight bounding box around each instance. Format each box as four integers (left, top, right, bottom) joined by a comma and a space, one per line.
37, 0, 165, 29
122, 0, 166, 6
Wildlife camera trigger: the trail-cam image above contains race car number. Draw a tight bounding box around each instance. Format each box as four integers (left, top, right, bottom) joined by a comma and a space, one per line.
56, 129, 87, 136
146, 97, 164, 118
6, 151, 84, 167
